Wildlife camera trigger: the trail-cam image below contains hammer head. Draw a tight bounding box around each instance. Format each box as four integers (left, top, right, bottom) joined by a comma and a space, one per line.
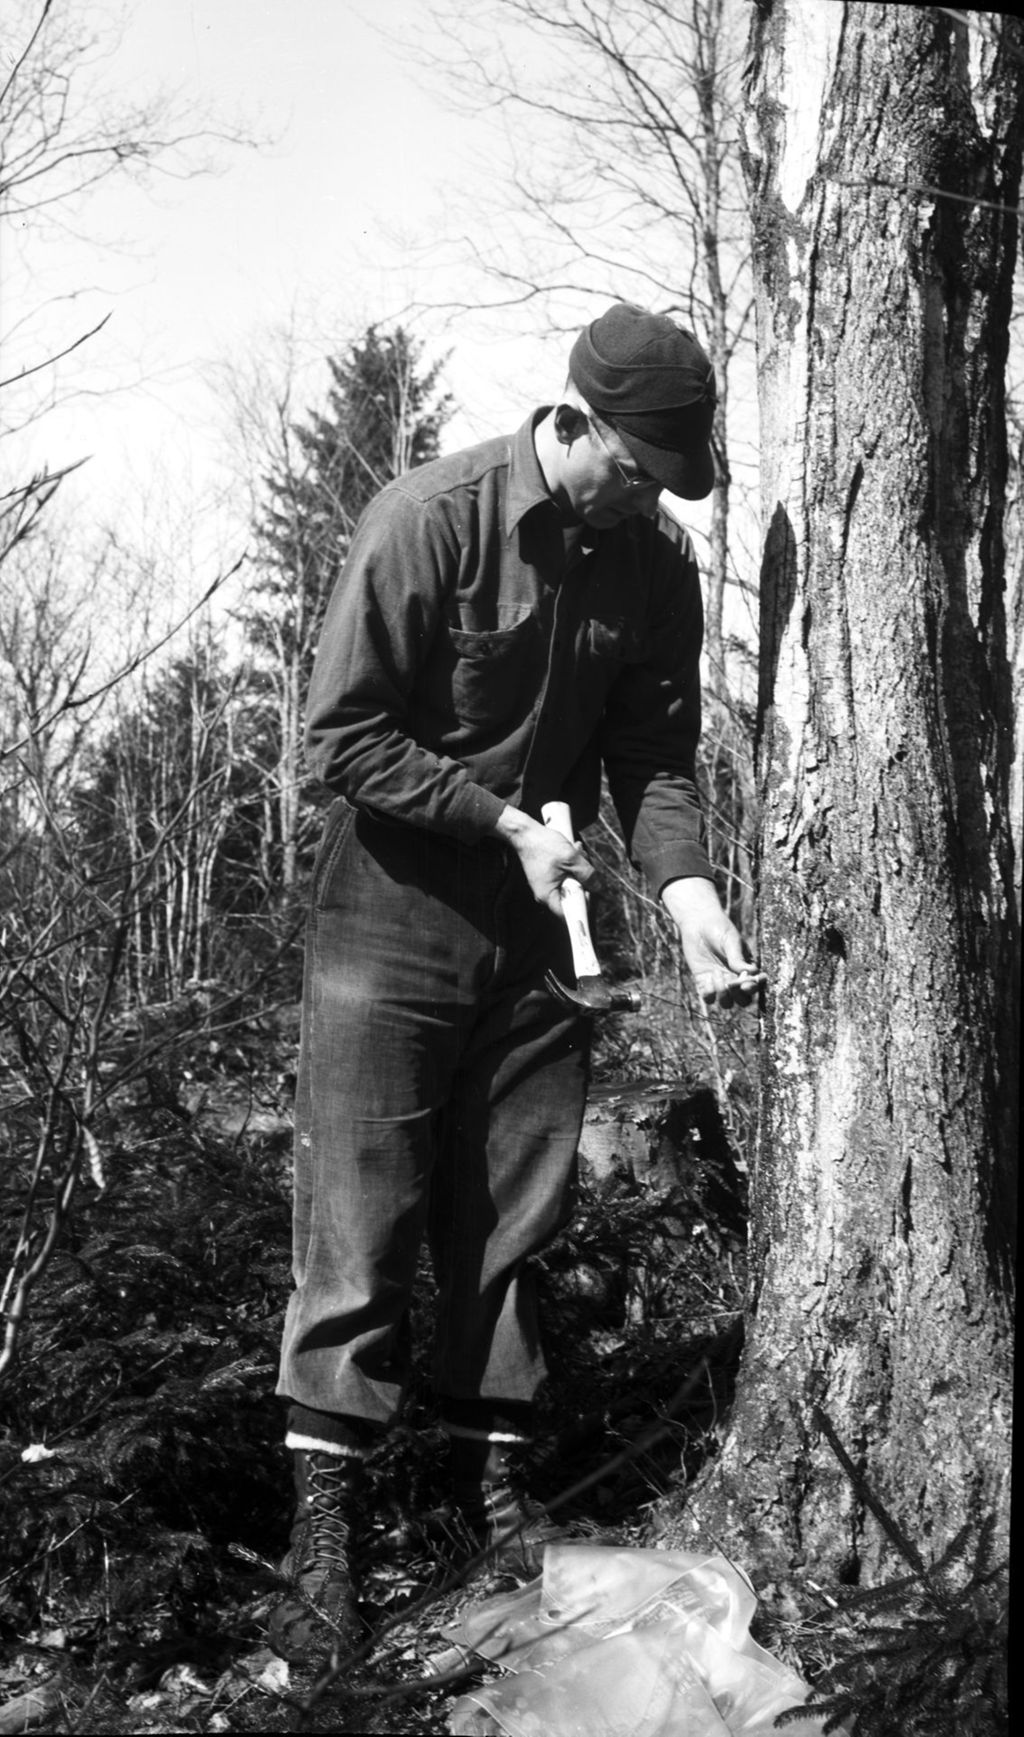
544, 970, 642, 1016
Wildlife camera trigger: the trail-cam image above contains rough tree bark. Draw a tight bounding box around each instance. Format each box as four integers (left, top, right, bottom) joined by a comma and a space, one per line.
665, 2, 1020, 1586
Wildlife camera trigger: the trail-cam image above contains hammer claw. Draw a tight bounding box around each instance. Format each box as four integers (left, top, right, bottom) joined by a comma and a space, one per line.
543, 969, 641, 1016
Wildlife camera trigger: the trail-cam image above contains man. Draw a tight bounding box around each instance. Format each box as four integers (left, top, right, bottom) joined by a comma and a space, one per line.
269, 303, 761, 1663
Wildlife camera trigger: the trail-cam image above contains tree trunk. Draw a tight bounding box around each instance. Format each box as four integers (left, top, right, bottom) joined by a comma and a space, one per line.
1008, 426, 1023, 926
696, 0, 737, 699
665, 2, 1020, 1587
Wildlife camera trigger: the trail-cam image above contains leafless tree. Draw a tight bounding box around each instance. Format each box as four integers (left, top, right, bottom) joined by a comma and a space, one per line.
1, 0, 253, 534
0, 0, 254, 1378
0, 526, 124, 841
422, 0, 755, 688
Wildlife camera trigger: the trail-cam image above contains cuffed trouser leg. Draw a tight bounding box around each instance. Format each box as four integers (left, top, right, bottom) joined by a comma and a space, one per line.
285, 1403, 382, 1460
277, 803, 589, 1428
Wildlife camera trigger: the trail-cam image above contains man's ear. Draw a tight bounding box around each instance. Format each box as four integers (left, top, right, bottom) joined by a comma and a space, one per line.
554, 401, 589, 446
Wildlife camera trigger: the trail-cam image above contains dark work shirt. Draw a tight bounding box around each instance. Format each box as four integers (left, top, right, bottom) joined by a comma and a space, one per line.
306, 410, 712, 894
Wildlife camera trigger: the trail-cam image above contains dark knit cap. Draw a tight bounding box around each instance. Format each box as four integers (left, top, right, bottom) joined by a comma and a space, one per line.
569, 302, 717, 499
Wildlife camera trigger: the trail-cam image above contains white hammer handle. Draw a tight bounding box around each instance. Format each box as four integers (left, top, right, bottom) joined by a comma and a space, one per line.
542, 801, 602, 981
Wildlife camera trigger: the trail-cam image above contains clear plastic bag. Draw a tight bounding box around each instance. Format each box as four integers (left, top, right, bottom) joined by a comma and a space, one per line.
446, 1546, 834, 1737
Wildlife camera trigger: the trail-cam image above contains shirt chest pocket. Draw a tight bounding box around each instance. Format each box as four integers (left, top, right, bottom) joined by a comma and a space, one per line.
447, 608, 538, 725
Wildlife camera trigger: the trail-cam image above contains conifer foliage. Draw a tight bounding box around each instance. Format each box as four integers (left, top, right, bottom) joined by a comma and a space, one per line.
239, 329, 452, 889
776, 1414, 1008, 1737
253, 326, 451, 612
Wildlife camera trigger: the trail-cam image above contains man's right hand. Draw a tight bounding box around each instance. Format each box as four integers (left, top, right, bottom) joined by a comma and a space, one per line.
493, 807, 594, 917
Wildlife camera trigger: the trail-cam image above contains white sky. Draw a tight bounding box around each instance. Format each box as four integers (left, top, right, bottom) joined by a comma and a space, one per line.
2, 0, 726, 601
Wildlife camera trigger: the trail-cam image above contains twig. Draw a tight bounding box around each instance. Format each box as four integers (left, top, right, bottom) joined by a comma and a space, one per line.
0, 556, 246, 762
832, 172, 1024, 217
0, 315, 112, 393
813, 1407, 929, 1581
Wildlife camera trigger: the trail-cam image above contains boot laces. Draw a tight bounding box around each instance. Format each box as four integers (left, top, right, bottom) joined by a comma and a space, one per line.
302, 1454, 358, 1571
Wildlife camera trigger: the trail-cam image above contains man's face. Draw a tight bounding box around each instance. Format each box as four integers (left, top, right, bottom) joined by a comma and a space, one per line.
564, 414, 663, 529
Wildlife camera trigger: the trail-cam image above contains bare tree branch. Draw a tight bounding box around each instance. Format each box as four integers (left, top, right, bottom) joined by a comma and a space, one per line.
0, 554, 246, 763
0, 312, 111, 393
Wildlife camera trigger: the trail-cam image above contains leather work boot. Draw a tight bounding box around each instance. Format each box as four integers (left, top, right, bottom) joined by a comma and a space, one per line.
448, 1422, 569, 1579
268, 1449, 366, 1664
455, 1477, 569, 1579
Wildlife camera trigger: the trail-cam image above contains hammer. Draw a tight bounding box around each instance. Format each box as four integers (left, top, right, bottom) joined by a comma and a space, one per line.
542, 801, 642, 1015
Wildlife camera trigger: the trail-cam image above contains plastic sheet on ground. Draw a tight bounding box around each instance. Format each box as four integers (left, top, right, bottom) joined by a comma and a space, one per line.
445, 1545, 833, 1737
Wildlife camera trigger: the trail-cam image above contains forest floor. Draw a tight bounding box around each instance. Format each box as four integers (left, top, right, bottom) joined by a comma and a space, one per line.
3, 982, 1009, 1735
0, 998, 800, 1736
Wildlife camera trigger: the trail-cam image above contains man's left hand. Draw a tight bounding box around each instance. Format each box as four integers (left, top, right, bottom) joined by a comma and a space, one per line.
660, 876, 766, 1010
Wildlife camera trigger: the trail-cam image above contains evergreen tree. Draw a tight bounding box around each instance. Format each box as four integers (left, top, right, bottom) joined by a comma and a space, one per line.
242, 326, 452, 888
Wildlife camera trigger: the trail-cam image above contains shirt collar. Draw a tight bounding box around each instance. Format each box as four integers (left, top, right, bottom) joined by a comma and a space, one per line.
505, 408, 559, 538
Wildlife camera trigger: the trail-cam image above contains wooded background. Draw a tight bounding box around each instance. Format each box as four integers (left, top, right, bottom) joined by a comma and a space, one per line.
1, 3, 1017, 1732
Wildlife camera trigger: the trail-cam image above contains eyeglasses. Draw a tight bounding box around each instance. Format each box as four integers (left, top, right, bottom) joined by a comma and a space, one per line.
589, 418, 660, 493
